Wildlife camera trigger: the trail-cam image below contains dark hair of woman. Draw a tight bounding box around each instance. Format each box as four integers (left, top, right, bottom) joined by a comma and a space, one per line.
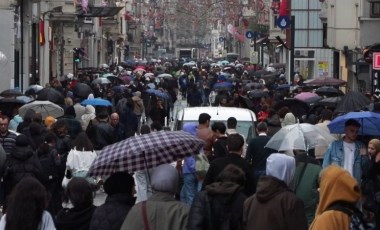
5, 177, 47, 230
37, 132, 56, 157
72, 132, 94, 151
51, 119, 68, 134
66, 177, 93, 209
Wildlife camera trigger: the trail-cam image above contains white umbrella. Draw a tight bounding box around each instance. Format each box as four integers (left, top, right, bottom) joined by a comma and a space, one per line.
265, 123, 335, 152
18, 100, 64, 119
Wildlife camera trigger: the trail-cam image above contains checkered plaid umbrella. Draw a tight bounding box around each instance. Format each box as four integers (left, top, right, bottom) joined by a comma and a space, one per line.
88, 130, 204, 177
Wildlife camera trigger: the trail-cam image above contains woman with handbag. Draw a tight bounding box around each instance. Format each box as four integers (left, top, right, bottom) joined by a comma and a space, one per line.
62, 132, 97, 189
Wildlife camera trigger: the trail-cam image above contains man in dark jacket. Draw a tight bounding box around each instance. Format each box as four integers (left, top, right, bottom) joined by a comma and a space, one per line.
110, 113, 126, 142
245, 122, 275, 192
211, 122, 228, 161
59, 106, 82, 139
90, 172, 136, 230
89, 111, 115, 151
0, 115, 17, 154
203, 134, 254, 196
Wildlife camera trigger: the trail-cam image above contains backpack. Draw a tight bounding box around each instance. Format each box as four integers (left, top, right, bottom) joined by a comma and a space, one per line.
39, 152, 58, 183
326, 202, 376, 230
194, 151, 209, 179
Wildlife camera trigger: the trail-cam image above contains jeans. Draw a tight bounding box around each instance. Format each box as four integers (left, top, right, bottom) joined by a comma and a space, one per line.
180, 173, 201, 205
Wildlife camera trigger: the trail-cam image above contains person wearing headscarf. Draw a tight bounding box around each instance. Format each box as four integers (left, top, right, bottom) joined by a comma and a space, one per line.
80, 105, 96, 131
243, 153, 308, 230
309, 165, 362, 230
121, 164, 189, 230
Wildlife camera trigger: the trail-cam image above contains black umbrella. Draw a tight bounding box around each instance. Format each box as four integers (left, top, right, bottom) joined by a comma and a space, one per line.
335, 91, 370, 113
273, 98, 310, 120
316, 96, 343, 108
25, 85, 43, 96
0, 89, 23, 97
0, 98, 25, 118
73, 83, 93, 99
37, 88, 64, 105
248, 90, 269, 99
315, 86, 344, 97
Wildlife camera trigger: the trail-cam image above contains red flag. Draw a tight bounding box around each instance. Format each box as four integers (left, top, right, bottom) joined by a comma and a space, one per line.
39, 18, 45, 46
242, 18, 249, 28
279, 0, 288, 16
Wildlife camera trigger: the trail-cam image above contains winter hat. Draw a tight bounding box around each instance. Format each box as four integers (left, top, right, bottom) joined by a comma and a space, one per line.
134, 91, 141, 97
266, 153, 295, 186
66, 91, 74, 98
65, 106, 76, 118
151, 164, 178, 194
104, 172, 135, 196
16, 134, 30, 147
44, 116, 56, 128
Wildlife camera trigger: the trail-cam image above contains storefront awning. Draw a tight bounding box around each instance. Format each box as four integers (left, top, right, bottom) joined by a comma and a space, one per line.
77, 7, 123, 17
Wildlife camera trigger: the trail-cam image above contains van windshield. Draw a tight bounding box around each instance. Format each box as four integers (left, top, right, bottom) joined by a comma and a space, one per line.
177, 120, 254, 142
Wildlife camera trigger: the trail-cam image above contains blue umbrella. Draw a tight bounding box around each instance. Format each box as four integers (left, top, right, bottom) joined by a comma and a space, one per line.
81, 98, 112, 107
212, 82, 233, 90
328, 111, 380, 136
146, 89, 170, 99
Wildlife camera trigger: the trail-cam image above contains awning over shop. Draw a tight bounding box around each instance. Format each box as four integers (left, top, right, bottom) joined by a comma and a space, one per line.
77, 6, 123, 17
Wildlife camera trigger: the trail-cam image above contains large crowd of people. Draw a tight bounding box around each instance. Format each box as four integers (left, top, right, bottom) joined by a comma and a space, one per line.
0, 60, 378, 230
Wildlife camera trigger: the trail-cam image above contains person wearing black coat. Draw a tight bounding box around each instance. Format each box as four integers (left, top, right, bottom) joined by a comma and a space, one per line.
3, 134, 44, 199
56, 177, 96, 230
203, 134, 254, 197
90, 172, 136, 230
245, 122, 275, 193
188, 164, 247, 230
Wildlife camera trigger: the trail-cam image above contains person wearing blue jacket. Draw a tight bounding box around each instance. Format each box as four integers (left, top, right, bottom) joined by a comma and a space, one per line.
180, 122, 202, 205
323, 119, 369, 183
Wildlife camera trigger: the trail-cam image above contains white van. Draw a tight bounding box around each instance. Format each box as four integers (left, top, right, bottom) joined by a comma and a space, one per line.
172, 107, 257, 141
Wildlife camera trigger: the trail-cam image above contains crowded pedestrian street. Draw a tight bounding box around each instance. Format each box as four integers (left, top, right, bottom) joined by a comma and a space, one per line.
0, 0, 380, 229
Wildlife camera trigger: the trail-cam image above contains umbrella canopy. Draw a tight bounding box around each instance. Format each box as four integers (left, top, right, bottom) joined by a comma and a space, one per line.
212, 82, 233, 91
146, 89, 170, 99
133, 68, 146, 73
147, 83, 156, 89
92, 78, 111, 85
304, 77, 346, 86
88, 130, 204, 176
25, 85, 43, 95
316, 96, 343, 108
81, 98, 112, 107
328, 111, 380, 136
18, 100, 64, 119
16, 96, 34, 103
273, 99, 310, 119
244, 82, 262, 91
73, 83, 93, 99
315, 86, 344, 97
294, 92, 322, 104
0, 98, 26, 118
145, 73, 155, 78
37, 88, 64, 105
105, 75, 123, 84
276, 84, 291, 90
248, 90, 269, 99
265, 123, 335, 152
335, 91, 370, 113
157, 73, 173, 79
0, 89, 23, 97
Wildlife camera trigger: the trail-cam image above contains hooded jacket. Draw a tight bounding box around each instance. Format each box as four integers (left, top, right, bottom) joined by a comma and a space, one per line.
243, 154, 308, 230
4, 144, 43, 196
187, 182, 247, 230
309, 165, 361, 230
